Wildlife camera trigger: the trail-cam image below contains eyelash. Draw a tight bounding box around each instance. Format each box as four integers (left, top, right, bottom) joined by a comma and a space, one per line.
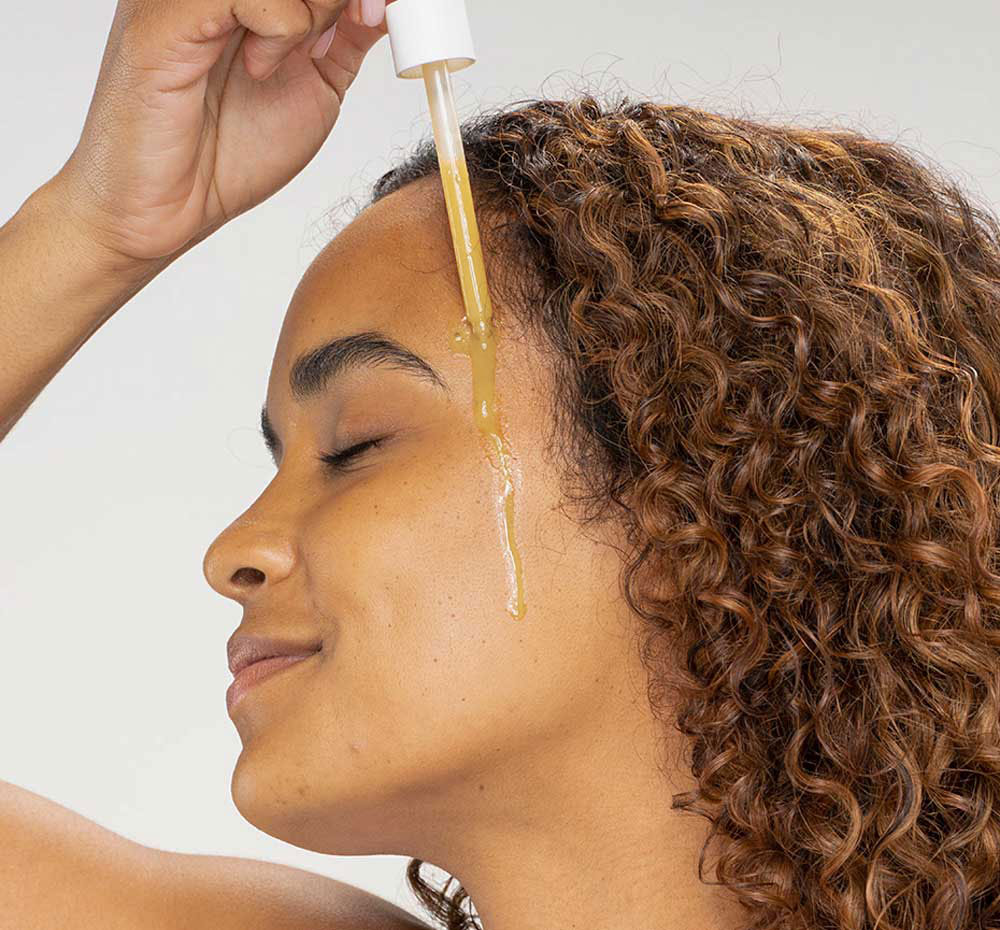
318, 437, 386, 473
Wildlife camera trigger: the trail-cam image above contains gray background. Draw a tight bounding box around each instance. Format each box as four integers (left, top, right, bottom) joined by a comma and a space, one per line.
2, 0, 998, 922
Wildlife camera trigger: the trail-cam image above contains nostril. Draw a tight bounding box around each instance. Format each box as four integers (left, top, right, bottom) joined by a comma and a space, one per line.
232, 567, 266, 586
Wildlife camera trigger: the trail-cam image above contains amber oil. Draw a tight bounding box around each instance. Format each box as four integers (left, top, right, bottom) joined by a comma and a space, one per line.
420, 59, 526, 621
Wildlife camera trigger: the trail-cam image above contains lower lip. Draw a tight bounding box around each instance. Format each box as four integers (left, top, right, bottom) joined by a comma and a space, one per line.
226, 652, 319, 714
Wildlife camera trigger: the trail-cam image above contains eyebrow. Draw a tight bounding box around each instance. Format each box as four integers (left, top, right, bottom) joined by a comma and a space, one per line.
259, 330, 449, 463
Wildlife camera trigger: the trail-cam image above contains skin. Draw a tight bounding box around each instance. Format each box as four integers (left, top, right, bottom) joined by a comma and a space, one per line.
201, 175, 748, 930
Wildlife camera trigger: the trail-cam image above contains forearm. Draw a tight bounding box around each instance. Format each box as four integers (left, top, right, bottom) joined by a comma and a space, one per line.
0, 177, 171, 442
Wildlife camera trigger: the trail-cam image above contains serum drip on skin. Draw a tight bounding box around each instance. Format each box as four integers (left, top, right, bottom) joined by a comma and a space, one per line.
387, 0, 527, 620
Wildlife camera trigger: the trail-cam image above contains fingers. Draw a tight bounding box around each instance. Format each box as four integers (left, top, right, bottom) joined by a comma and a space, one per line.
309, 22, 339, 58
358, 0, 387, 27
305, 9, 390, 101
343, 0, 387, 31
237, 0, 348, 80
115, 0, 381, 77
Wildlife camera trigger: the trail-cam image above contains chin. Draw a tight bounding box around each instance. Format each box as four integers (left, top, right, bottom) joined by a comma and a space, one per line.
228, 747, 406, 856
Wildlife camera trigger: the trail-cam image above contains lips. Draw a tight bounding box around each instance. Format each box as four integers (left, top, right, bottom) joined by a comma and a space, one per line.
227, 632, 323, 677
225, 650, 319, 715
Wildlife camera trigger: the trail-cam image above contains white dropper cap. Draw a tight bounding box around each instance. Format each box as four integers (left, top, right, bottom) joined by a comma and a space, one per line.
385, 0, 477, 79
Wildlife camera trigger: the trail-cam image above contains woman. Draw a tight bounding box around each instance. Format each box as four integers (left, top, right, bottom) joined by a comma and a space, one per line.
3, 0, 1000, 929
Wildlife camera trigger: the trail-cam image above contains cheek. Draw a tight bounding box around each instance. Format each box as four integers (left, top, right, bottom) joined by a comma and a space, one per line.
307, 430, 515, 634
295, 437, 619, 760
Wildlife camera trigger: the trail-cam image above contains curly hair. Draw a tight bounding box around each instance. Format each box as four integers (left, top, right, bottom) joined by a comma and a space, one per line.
364, 96, 1000, 930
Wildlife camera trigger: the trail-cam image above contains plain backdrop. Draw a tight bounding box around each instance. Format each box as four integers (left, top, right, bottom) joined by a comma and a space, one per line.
2, 0, 998, 922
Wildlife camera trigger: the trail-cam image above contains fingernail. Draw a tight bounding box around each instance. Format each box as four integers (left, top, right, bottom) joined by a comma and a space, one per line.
360, 0, 384, 27
309, 22, 337, 58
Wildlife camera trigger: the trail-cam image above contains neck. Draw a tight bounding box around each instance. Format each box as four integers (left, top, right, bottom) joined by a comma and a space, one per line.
411, 680, 747, 930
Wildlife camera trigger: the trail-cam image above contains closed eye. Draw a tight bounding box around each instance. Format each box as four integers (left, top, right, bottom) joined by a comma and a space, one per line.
318, 437, 386, 474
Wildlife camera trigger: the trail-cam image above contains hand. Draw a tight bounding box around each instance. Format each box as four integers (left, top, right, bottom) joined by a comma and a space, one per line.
50, 0, 391, 269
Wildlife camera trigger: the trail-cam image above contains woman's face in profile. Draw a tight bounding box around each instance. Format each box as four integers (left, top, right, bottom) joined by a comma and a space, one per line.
201, 175, 647, 859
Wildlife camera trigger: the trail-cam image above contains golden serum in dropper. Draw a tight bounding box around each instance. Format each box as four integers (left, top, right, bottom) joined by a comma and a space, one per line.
385, 0, 526, 620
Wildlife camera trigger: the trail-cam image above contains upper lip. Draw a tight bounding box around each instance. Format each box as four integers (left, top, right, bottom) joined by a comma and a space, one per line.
227, 632, 323, 677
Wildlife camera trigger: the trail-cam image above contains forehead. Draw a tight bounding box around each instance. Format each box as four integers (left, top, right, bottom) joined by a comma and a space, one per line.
278, 176, 460, 361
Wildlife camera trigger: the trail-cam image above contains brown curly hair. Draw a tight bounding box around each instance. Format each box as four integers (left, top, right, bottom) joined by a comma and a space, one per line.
363, 95, 1000, 930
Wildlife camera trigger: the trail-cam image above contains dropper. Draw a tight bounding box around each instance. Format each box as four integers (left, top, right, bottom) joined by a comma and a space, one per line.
384, 0, 495, 433
384, 0, 528, 621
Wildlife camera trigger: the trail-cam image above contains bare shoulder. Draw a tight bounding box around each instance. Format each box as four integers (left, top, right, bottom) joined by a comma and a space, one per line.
152, 847, 437, 930
0, 778, 432, 930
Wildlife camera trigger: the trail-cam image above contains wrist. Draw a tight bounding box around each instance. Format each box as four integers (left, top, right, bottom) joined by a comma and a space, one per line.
26, 174, 173, 286
0, 177, 170, 441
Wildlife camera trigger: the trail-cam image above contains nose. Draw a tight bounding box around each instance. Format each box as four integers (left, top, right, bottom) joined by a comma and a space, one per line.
202, 514, 296, 602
